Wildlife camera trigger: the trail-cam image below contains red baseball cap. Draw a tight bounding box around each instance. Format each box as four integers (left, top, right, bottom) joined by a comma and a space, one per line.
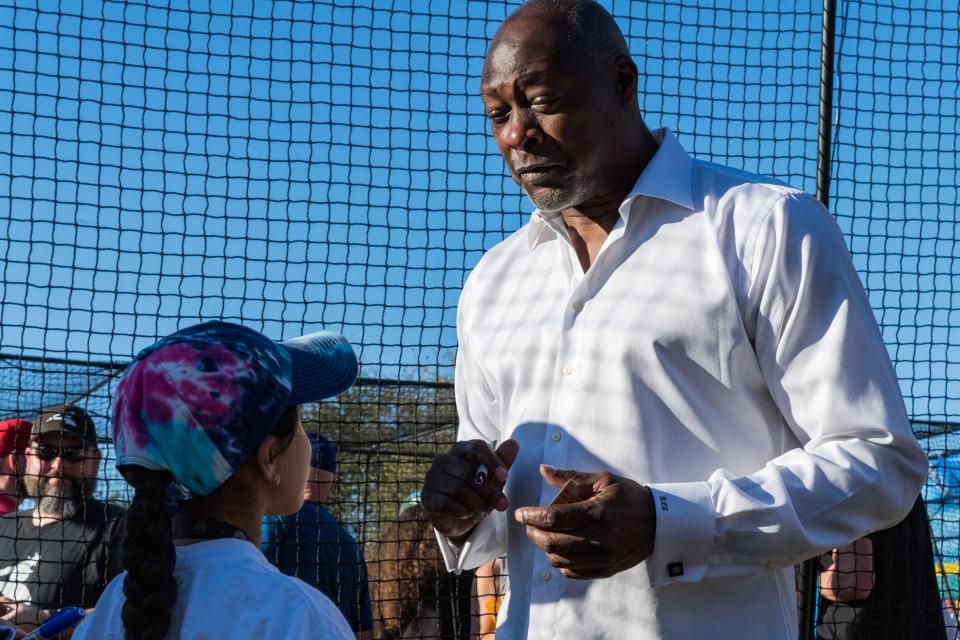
0, 419, 32, 456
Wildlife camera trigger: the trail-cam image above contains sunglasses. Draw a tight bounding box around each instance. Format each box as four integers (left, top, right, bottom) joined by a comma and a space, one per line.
32, 444, 89, 463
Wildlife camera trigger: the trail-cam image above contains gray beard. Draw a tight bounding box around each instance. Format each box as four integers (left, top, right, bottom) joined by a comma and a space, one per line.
525, 170, 594, 212
37, 495, 79, 519
26, 476, 90, 520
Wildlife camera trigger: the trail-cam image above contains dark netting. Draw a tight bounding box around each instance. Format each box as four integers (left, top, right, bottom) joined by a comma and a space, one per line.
824, 1, 959, 638
0, 356, 119, 421
0, 1, 955, 638
0, 355, 126, 506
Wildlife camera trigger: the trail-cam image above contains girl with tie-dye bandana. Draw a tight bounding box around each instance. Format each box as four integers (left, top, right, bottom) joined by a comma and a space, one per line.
72, 321, 360, 640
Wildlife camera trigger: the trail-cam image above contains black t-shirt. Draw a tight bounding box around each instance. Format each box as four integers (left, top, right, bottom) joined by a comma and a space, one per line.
817, 496, 946, 640
0, 500, 126, 610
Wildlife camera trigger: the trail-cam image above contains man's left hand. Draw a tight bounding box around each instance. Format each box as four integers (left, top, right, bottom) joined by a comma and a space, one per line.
515, 465, 655, 580
0, 596, 46, 630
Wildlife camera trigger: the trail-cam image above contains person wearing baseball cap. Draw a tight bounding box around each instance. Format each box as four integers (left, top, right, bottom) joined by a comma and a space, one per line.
262, 433, 374, 638
30, 406, 99, 447
72, 321, 359, 640
0, 419, 31, 516
306, 432, 339, 502
0, 405, 126, 632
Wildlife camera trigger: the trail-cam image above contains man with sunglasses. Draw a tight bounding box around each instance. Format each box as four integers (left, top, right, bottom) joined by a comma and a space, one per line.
0, 405, 125, 633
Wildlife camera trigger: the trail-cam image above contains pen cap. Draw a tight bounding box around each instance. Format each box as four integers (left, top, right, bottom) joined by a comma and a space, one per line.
31, 606, 87, 639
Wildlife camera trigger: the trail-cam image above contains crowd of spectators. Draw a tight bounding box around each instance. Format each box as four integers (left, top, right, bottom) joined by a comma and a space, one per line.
0, 398, 478, 639
0, 405, 124, 636
0, 388, 947, 640
0, 394, 948, 639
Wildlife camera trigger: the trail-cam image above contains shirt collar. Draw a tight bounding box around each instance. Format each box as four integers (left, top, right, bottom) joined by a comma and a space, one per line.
526, 128, 696, 250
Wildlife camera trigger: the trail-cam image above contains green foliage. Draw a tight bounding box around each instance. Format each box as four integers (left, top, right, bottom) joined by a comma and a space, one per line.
305, 378, 457, 548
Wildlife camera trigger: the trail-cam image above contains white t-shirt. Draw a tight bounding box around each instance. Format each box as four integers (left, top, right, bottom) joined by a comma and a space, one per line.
73, 538, 354, 639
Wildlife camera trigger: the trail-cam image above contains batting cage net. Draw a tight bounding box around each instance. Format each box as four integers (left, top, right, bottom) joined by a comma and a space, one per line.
0, 1, 956, 638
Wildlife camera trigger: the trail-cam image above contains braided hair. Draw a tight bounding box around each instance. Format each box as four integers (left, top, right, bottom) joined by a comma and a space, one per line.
119, 466, 177, 640
118, 405, 300, 640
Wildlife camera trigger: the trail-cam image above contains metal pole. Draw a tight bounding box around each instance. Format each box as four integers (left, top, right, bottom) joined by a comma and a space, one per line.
359, 451, 372, 547
799, 2, 839, 639
816, 0, 838, 208
0, 351, 126, 371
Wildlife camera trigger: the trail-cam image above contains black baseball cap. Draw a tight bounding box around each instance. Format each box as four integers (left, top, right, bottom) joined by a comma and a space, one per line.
32, 405, 98, 447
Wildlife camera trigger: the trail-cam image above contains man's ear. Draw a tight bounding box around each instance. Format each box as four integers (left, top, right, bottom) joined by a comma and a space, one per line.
613, 54, 638, 104
83, 448, 102, 478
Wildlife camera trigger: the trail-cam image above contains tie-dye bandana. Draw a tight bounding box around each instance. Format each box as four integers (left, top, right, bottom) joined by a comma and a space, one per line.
112, 321, 357, 499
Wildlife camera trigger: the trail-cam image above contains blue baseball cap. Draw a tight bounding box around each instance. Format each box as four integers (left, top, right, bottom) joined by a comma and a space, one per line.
112, 320, 358, 498
308, 433, 337, 474
399, 490, 421, 516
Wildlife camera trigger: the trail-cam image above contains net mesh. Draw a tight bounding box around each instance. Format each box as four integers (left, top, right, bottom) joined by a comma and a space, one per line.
0, 1, 956, 638
830, 2, 960, 637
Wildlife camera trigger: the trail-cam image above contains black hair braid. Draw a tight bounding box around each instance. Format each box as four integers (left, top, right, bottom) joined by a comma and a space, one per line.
117, 406, 297, 638
119, 466, 177, 640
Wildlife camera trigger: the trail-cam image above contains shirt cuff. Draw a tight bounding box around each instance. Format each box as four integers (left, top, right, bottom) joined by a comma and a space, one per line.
434, 512, 505, 574
645, 481, 715, 587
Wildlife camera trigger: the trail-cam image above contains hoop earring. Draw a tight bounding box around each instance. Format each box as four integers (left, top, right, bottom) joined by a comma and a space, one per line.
272, 473, 281, 485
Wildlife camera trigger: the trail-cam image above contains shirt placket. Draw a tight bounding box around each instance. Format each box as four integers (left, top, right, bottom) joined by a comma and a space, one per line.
530, 237, 603, 633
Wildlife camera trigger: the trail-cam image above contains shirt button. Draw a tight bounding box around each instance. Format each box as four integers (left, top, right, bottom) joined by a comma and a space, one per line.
539, 569, 552, 581
561, 365, 572, 376
551, 431, 561, 442
571, 301, 584, 312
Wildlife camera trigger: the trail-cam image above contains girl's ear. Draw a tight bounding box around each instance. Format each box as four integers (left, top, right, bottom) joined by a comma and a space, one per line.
256, 435, 279, 484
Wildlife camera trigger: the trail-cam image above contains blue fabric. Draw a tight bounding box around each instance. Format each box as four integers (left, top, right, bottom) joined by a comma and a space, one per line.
261, 503, 373, 632
927, 453, 960, 501
113, 320, 357, 499
308, 433, 338, 474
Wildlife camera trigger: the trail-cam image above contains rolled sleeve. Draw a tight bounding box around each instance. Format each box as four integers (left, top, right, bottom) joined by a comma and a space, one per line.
645, 482, 714, 586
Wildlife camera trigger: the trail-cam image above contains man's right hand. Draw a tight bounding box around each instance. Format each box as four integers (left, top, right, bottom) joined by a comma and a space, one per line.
421, 439, 520, 544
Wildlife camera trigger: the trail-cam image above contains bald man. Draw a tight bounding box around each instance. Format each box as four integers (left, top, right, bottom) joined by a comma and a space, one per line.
420, 1, 927, 638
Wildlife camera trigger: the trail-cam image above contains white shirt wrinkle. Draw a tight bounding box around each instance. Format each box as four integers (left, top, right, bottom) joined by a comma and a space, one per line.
438, 129, 927, 640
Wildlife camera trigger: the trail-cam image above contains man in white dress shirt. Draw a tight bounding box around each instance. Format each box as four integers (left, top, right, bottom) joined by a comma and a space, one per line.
420, 1, 928, 638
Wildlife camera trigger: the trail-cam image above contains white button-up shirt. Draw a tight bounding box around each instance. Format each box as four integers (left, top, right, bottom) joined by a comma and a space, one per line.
436, 130, 928, 640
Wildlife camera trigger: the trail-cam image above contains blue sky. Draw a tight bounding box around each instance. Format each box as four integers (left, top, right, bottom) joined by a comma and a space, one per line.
0, 0, 956, 421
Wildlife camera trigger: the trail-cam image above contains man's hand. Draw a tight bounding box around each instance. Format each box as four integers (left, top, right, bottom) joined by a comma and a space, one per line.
819, 538, 874, 602
515, 465, 655, 580
0, 596, 47, 630
422, 439, 520, 544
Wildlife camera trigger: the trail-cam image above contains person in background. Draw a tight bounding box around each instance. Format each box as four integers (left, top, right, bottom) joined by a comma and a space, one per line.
0, 406, 124, 631
0, 419, 32, 516
943, 597, 960, 640
369, 493, 474, 640
262, 433, 373, 639
71, 320, 359, 640
475, 557, 506, 640
817, 496, 946, 640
